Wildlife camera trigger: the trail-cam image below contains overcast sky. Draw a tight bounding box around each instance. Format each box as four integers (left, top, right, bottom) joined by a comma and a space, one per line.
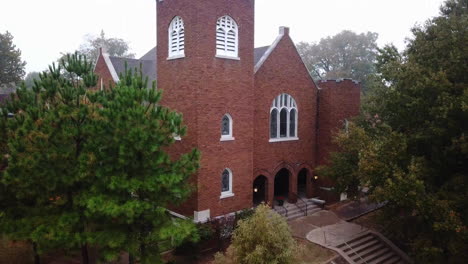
1, 0, 446, 73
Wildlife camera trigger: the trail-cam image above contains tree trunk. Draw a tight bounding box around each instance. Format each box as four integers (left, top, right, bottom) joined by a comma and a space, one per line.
81, 244, 89, 264
128, 253, 135, 264
32, 242, 40, 264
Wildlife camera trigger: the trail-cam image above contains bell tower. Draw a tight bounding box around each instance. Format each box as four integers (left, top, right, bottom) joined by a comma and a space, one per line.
156, 0, 255, 221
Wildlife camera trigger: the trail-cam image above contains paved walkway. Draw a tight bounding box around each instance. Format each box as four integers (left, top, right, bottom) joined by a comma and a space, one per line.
331, 198, 386, 221
289, 210, 368, 247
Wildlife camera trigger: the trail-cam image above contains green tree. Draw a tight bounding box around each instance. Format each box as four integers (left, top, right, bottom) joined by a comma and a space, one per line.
78, 30, 135, 63
0, 31, 26, 86
0, 53, 99, 264
297, 30, 378, 93
215, 204, 297, 264
82, 66, 200, 264
318, 0, 468, 262
0, 55, 200, 264
23, 71, 41, 89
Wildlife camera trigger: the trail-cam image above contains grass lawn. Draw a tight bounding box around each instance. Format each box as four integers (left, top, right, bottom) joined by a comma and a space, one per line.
295, 239, 337, 264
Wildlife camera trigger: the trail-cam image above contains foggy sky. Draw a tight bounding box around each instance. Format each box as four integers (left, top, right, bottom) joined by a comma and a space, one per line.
0, 0, 446, 73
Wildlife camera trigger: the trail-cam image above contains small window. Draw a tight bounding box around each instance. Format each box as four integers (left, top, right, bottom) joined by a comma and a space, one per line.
168, 16, 185, 58
221, 168, 234, 198
216, 16, 239, 58
220, 114, 234, 141
270, 93, 298, 142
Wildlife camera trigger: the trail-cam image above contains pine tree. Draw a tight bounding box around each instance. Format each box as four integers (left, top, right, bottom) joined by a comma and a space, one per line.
81, 66, 200, 264
0, 31, 26, 86
0, 53, 98, 264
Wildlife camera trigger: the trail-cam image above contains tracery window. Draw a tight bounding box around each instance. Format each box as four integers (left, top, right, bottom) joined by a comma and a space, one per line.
168, 16, 185, 58
220, 114, 234, 141
221, 168, 233, 198
216, 16, 239, 58
270, 94, 298, 142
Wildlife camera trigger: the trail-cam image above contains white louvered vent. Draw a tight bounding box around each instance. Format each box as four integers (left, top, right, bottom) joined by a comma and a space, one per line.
168, 16, 185, 58
216, 16, 238, 58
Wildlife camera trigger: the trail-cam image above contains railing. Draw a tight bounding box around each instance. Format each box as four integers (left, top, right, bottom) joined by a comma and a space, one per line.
275, 203, 288, 218
292, 192, 308, 216
343, 241, 368, 264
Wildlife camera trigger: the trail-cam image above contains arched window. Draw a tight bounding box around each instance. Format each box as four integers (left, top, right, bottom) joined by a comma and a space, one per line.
168, 16, 185, 58
216, 16, 239, 58
270, 93, 298, 142
221, 168, 234, 198
220, 114, 234, 141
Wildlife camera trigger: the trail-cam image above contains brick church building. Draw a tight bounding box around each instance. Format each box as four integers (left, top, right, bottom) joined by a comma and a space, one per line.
94, 0, 360, 222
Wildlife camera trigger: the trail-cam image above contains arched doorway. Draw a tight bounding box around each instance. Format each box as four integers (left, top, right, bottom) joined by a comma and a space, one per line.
274, 168, 290, 199
297, 168, 307, 198
253, 175, 268, 206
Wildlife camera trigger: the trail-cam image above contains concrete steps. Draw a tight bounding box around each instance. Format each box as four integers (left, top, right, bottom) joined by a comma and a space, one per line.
273, 198, 322, 221
336, 232, 409, 264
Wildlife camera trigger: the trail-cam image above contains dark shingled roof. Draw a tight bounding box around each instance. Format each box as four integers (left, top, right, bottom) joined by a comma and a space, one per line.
254, 46, 270, 65
107, 45, 269, 84
140, 46, 157, 61
109, 56, 157, 84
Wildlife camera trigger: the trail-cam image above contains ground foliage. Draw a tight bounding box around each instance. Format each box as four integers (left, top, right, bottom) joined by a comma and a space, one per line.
214, 204, 297, 264
0, 53, 199, 264
317, 0, 468, 263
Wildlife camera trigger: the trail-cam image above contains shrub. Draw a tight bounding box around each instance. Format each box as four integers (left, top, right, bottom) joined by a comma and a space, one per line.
215, 204, 297, 264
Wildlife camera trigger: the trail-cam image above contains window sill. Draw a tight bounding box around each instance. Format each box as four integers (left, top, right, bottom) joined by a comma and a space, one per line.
215, 55, 240, 61
220, 136, 235, 141
220, 192, 234, 199
167, 54, 185, 60
269, 137, 299, 143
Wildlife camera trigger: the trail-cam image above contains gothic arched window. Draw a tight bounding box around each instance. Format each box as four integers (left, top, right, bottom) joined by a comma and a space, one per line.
168, 16, 185, 58
216, 16, 239, 58
270, 93, 298, 142
220, 114, 234, 141
221, 168, 234, 198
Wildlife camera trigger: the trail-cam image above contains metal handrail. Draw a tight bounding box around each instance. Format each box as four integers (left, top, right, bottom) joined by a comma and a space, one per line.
297, 195, 308, 216
292, 193, 308, 216
343, 241, 368, 264
280, 204, 288, 218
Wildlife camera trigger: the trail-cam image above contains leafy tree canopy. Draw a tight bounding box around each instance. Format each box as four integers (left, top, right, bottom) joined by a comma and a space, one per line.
318, 1, 468, 262
0, 31, 26, 86
23, 71, 41, 89
78, 30, 135, 63
297, 30, 378, 93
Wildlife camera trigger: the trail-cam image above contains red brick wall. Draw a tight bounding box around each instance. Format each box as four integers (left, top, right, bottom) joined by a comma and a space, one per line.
317, 79, 361, 188
94, 54, 115, 91
254, 32, 319, 204
157, 0, 255, 217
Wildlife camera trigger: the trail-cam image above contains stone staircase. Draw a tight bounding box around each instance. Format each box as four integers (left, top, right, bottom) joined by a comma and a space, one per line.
274, 198, 322, 221
335, 232, 411, 264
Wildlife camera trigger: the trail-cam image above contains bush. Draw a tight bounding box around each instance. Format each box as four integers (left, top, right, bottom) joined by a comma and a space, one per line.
173, 223, 214, 257
215, 204, 297, 264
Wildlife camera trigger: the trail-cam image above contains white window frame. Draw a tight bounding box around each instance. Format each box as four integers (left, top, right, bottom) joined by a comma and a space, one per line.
220, 168, 234, 199
168, 16, 185, 59
269, 93, 299, 142
220, 113, 235, 141
216, 15, 239, 60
